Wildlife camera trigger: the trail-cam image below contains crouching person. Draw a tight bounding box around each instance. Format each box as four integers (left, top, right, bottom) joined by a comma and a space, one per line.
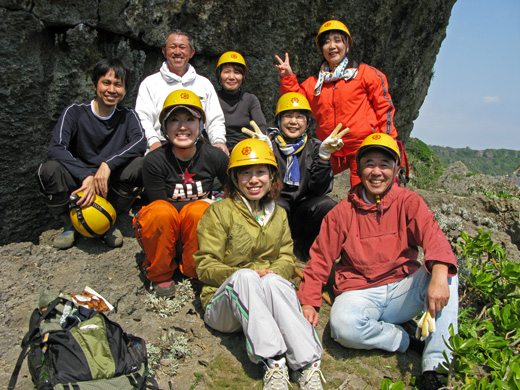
133, 90, 228, 298
298, 133, 459, 390
36, 59, 146, 249
194, 139, 325, 390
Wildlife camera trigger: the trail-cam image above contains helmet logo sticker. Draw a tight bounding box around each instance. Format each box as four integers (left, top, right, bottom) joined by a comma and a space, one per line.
324, 22, 331, 27
231, 53, 237, 58
241, 146, 252, 155
372, 134, 381, 140
180, 92, 190, 99
291, 97, 299, 106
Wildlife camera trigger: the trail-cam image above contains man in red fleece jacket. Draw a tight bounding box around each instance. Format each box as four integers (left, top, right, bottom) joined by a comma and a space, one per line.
297, 133, 458, 390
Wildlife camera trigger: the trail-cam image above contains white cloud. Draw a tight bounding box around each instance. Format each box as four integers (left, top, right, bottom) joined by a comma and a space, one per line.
482, 96, 500, 104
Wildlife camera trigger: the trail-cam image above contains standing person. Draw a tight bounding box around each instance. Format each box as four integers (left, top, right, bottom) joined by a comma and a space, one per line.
298, 133, 459, 390
133, 90, 228, 298
215, 51, 268, 151
36, 59, 146, 249
275, 20, 398, 186
194, 139, 325, 390
136, 29, 228, 155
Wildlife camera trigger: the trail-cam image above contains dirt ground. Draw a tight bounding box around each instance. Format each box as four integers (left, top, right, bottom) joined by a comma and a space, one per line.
2, 170, 519, 390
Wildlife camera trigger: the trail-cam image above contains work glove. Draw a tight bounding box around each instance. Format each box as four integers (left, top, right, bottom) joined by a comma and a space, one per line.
416, 311, 436, 340
318, 123, 350, 160
242, 120, 273, 150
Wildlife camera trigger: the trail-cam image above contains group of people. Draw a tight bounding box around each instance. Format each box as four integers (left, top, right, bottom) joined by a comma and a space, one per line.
35, 20, 458, 390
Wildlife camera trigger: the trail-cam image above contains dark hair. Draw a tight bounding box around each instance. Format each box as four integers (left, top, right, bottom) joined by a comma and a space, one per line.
219, 63, 246, 76
164, 29, 195, 51
224, 165, 282, 205
317, 30, 349, 51
91, 59, 129, 90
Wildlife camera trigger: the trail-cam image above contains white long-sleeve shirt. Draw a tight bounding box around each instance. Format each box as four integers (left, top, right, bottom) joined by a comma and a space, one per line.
135, 62, 226, 148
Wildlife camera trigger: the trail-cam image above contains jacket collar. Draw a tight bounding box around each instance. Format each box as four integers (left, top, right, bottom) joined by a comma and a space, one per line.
348, 182, 401, 212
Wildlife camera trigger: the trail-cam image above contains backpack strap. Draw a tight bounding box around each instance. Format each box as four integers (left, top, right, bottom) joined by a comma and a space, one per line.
8, 297, 67, 389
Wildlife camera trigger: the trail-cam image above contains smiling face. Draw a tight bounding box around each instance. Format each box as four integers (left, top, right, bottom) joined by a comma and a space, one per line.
162, 33, 195, 76
93, 68, 126, 110
237, 164, 271, 204
359, 150, 399, 203
165, 108, 200, 149
220, 64, 244, 94
321, 32, 348, 67
280, 110, 308, 139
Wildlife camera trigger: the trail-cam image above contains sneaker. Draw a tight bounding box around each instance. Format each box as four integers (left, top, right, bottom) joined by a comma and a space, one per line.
263, 357, 290, 390
152, 279, 176, 298
103, 225, 123, 248
421, 370, 447, 390
53, 228, 76, 249
292, 360, 325, 390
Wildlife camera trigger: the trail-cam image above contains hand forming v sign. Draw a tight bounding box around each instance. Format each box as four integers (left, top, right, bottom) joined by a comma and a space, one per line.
242, 120, 273, 149
318, 123, 350, 159
274, 52, 293, 77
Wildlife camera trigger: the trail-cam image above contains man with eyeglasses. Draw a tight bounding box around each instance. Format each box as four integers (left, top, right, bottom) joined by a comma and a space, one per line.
263, 92, 343, 260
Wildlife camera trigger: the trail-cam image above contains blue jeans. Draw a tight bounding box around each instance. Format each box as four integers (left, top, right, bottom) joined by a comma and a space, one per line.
329, 266, 458, 372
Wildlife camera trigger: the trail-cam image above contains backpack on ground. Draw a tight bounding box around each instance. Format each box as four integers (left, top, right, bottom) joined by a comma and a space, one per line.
8, 289, 148, 390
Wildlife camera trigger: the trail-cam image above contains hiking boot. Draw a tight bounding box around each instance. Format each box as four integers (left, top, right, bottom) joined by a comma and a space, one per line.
400, 319, 425, 353
103, 225, 123, 248
263, 357, 290, 390
292, 360, 325, 390
53, 214, 76, 249
152, 279, 176, 298
421, 370, 448, 390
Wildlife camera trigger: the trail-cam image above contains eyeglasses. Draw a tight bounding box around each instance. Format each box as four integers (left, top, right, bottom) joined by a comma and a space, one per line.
281, 113, 307, 122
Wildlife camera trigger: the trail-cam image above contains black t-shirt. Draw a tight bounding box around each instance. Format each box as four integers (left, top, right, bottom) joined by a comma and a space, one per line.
143, 143, 229, 211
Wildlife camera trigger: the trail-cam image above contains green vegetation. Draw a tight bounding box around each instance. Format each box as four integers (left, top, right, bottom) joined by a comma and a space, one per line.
429, 145, 520, 176
382, 229, 520, 389
406, 138, 444, 190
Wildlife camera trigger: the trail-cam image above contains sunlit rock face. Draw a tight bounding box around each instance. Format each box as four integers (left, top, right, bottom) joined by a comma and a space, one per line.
0, 0, 456, 243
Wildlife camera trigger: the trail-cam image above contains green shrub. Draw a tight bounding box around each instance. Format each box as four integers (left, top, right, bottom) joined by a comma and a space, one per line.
406, 138, 444, 190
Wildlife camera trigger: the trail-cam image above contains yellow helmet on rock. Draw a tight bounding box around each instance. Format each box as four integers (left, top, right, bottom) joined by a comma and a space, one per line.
275, 92, 312, 117
215, 51, 248, 77
228, 138, 278, 174
69, 192, 117, 238
356, 133, 400, 165
316, 20, 353, 49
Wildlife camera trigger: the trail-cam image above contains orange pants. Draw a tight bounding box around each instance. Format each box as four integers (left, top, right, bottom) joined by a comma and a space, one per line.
132, 200, 210, 282
331, 154, 361, 187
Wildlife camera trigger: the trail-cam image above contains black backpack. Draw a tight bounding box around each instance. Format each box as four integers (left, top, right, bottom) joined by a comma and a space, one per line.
9, 290, 148, 390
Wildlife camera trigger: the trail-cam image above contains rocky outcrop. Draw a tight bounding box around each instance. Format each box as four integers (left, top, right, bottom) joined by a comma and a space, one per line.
0, 0, 456, 244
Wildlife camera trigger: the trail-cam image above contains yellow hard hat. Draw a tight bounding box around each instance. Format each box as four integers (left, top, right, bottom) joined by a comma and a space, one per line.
356, 133, 400, 165
316, 20, 353, 49
215, 51, 248, 77
275, 92, 312, 117
228, 138, 278, 174
160, 89, 206, 124
69, 192, 117, 238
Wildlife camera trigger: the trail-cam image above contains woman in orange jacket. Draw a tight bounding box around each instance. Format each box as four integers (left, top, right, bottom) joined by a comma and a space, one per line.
275, 20, 398, 186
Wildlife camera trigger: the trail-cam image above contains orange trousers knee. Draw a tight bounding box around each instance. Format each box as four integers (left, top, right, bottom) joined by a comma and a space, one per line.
132, 199, 210, 282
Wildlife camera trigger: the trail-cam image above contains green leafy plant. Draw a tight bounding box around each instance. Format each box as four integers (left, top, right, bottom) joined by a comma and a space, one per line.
381, 229, 520, 389
439, 229, 520, 389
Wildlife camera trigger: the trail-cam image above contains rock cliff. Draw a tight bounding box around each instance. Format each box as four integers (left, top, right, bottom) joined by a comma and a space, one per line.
0, 0, 456, 244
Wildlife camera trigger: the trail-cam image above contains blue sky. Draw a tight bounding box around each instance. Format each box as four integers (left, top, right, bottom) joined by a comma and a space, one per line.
411, 0, 520, 150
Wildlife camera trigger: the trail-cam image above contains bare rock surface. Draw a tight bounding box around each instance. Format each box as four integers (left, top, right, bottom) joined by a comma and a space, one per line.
2, 167, 519, 389
1, 0, 456, 244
